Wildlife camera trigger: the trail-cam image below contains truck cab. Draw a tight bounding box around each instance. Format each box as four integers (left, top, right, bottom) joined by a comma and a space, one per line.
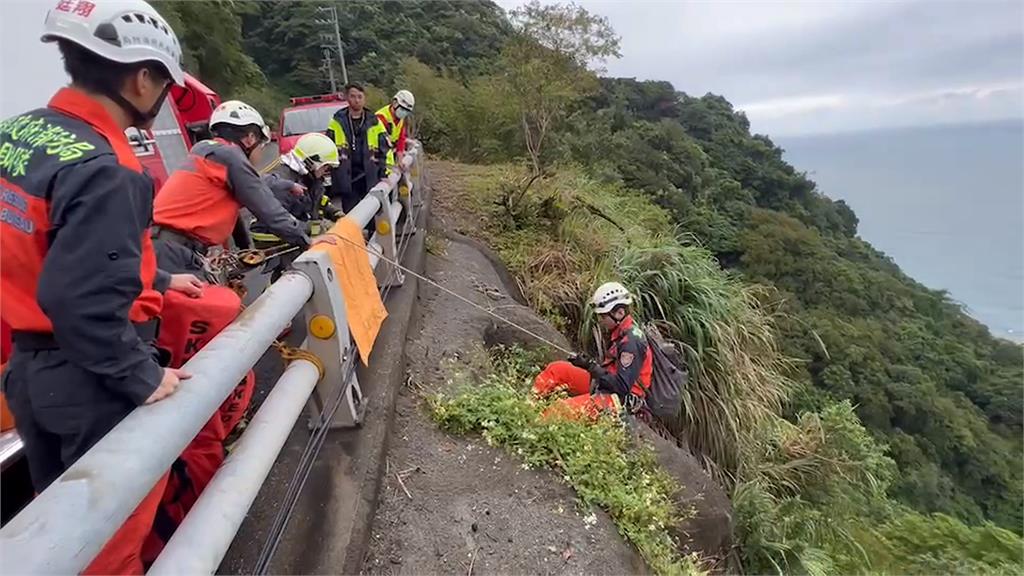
277, 93, 347, 155
129, 74, 222, 191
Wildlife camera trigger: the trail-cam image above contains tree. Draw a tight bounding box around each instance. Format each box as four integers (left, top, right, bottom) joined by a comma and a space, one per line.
503, 1, 620, 183
152, 0, 265, 96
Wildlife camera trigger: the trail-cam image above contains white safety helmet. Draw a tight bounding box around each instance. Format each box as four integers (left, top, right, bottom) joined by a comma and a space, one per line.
591, 282, 633, 314
41, 0, 185, 86
393, 89, 415, 110
210, 100, 271, 142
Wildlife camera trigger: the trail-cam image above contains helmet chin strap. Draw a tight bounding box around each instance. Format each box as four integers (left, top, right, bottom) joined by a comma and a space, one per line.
105, 83, 172, 128
610, 306, 627, 326
241, 130, 267, 158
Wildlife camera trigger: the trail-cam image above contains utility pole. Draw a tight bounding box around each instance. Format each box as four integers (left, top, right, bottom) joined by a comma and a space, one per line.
330, 5, 348, 85
321, 47, 337, 93
316, 4, 348, 89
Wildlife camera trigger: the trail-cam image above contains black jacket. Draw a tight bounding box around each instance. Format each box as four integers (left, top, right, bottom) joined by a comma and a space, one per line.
327, 106, 380, 199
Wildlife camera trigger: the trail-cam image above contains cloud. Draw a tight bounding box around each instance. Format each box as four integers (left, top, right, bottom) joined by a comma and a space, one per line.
497, 0, 1024, 135
738, 94, 848, 119
7, 0, 1022, 137
737, 80, 1024, 134
1, 1, 69, 119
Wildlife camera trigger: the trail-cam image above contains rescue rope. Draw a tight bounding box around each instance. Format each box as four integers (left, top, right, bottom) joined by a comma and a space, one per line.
255, 201, 421, 572
255, 197, 575, 571
272, 340, 325, 381
259, 155, 282, 175
324, 229, 574, 355
254, 348, 358, 575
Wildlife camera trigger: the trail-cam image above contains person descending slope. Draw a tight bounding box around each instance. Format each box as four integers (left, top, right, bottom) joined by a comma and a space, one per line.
532, 282, 653, 419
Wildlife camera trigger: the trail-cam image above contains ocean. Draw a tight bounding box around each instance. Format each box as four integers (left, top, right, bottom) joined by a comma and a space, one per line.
779, 121, 1024, 342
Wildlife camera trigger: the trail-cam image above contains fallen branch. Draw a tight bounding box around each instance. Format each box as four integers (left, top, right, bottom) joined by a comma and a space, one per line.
395, 471, 413, 500
467, 546, 479, 576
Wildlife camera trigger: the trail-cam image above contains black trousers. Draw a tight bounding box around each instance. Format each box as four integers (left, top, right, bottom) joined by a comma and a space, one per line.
152, 235, 207, 277
340, 174, 369, 214
2, 348, 140, 491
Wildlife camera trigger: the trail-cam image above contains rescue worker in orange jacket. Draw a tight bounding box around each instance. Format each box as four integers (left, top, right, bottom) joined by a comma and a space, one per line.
533, 282, 652, 419
151, 100, 310, 276
0, 1, 195, 573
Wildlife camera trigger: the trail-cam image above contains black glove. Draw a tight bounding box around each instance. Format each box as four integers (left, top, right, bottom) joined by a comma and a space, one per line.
568, 353, 593, 370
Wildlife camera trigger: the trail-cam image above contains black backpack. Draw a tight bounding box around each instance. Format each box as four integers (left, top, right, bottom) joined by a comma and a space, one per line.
641, 324, 688, 421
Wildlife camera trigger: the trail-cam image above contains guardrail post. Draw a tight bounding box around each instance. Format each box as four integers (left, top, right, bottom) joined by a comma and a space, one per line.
370, 185, 405, 288
290, 250, 364, 428
396, 170, 417, 240
409, 141, 424, 209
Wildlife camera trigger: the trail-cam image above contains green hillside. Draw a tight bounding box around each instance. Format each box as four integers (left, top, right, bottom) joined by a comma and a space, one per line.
155, 1, 1024, 572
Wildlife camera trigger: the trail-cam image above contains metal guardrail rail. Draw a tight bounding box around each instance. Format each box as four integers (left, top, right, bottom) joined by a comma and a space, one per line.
0, 143, 424, 575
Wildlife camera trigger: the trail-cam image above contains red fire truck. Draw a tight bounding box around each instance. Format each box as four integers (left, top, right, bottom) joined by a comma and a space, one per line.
128, 73, 222, 190
276, 93, 346, 155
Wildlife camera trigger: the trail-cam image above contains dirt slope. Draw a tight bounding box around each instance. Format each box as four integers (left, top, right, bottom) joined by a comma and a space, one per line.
362, 188, 646, 574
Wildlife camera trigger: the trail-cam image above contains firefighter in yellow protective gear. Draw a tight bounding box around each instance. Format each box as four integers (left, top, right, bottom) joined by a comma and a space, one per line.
251, 132, 341, 276
367, 89, 414, 177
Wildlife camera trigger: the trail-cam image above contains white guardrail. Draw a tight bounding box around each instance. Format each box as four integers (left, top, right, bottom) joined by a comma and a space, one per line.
0, 142, 425, 575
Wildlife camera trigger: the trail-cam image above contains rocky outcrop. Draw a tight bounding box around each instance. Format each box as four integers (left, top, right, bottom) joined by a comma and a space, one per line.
483, 309, 572, 364
630, 424, 734, 562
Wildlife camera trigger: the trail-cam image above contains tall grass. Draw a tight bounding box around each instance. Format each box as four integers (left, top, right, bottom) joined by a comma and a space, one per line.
442, 162, 1024, 575
605, 242, 793, 481
454, 164, 792, 480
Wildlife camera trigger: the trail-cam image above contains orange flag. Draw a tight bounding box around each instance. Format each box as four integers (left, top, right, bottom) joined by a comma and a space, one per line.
311, 218, 388, 365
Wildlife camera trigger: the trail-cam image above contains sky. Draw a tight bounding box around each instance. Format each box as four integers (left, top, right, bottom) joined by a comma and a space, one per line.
3, 0, 1022, 136
497, 0, 1024, 136
0, 1, 69, 120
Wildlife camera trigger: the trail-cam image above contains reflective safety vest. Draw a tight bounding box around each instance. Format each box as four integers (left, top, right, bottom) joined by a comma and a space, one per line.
327, 107, 381, 200
153, 138, 242, 246
369, 104, 405, 169
0, 88, 163, 331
